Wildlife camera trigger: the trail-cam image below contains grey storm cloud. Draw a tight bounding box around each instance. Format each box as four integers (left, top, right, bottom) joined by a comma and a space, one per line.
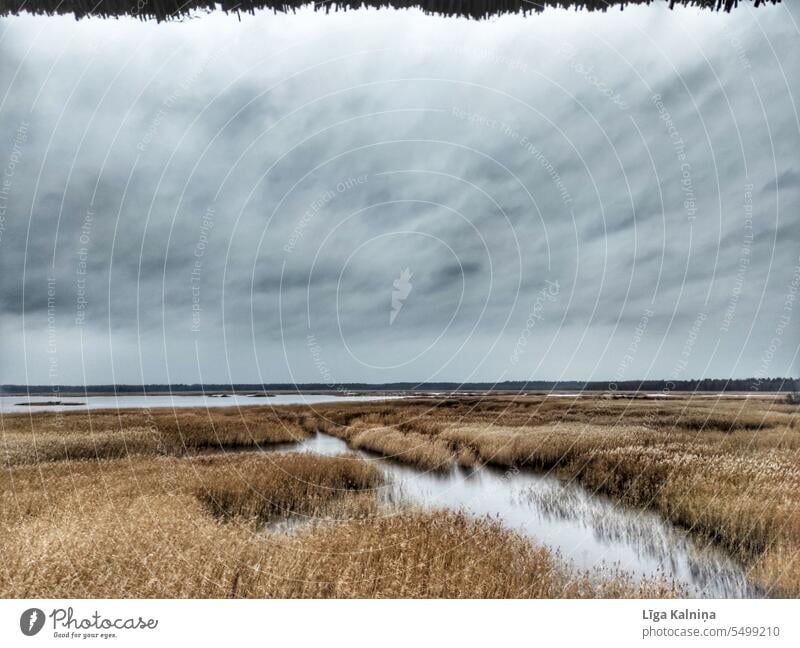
767, 168, 800, 193
0, 5, 798, 384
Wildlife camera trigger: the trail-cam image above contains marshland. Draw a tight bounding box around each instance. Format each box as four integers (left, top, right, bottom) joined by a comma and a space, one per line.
1, 393, 797, 598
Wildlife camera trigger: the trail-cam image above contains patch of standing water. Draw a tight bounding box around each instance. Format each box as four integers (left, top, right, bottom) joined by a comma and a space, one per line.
289, 432, 762, 598
0, 393, 400, 414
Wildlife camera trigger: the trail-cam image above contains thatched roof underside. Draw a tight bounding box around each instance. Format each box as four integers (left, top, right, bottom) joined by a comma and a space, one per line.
0, 0, 782, 22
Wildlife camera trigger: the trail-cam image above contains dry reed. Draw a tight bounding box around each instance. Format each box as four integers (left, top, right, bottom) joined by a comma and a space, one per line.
0, 449, 673, 598
298, 395, 800, 595
1, 407, 312, 465
3, 394, 796, 596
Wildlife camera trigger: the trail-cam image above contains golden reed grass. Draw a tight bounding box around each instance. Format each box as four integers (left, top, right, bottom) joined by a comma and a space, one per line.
5, 395, 795, 596
194, 453, 382, 523
348, 427, 454, 472
1, 407, 313, 465
0, 448, 672, 598
302, 395, 800, 596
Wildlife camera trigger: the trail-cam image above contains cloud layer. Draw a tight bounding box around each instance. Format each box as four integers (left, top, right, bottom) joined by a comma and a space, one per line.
0, 5, 798, 384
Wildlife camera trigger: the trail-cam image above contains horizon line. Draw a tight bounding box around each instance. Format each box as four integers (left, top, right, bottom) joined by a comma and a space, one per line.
2, 377, 797, 391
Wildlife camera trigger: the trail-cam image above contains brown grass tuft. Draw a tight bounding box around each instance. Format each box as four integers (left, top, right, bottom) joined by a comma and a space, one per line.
348, 427, 455, 472
194, 453, 382, 523
1, 407, 311, 465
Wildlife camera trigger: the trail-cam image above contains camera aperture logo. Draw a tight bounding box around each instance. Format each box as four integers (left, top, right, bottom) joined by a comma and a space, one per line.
19, 607, 158, 640
390, 267, 413, 326
20, 608, 45, 636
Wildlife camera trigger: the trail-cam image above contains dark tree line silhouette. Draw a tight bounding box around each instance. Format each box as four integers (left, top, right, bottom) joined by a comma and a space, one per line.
3, 377, 797, 395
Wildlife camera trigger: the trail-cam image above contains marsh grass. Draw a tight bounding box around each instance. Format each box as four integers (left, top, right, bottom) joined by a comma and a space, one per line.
300, 395, 799, 595
237, 510, 678, 599
3, 395, 796, 597
2, 427, 159, 466
348, 427, 455, 472
1, 407, 312, 465
194, 453, 383, 523
0, 449, 672, 598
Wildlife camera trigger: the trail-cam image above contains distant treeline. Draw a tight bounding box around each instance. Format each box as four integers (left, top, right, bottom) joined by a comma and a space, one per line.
0, 0, 781, 23
3, 378, 797, 395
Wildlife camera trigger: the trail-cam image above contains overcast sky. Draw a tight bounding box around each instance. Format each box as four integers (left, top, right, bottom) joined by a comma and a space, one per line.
0, 4, 798, 385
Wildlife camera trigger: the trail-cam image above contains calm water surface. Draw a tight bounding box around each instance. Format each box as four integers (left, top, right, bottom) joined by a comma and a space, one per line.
288, 433, 761, 598
0, 394, 398, 414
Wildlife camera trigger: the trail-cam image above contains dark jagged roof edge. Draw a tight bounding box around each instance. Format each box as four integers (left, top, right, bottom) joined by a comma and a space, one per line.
0, 0, 783, 23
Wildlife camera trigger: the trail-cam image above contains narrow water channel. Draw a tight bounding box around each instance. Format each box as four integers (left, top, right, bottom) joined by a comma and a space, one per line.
282, 432, 761, 598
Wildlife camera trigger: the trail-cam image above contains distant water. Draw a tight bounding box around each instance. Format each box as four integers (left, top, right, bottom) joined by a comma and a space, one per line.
0, 393, 398, 414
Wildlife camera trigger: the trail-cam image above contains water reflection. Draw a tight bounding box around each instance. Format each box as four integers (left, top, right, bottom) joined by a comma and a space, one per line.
287, 432, 760, 598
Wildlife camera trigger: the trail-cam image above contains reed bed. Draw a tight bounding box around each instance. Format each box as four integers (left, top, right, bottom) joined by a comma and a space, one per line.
234, 510, 677, 599
306, 394, 793, 433
315, 414, 454, 471
3, 394, 796, 597
0, 499, 676, 598
1, 407, 311, 465
0, 452, 379, 525
194, 453, 383, 523
0, 448, 673, 598
436, 419, 800, 594
348, 427, 455, 472
301, 395, 799, 595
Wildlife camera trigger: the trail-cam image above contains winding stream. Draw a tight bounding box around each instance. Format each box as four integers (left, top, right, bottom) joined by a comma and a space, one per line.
285, 432, 762, 598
